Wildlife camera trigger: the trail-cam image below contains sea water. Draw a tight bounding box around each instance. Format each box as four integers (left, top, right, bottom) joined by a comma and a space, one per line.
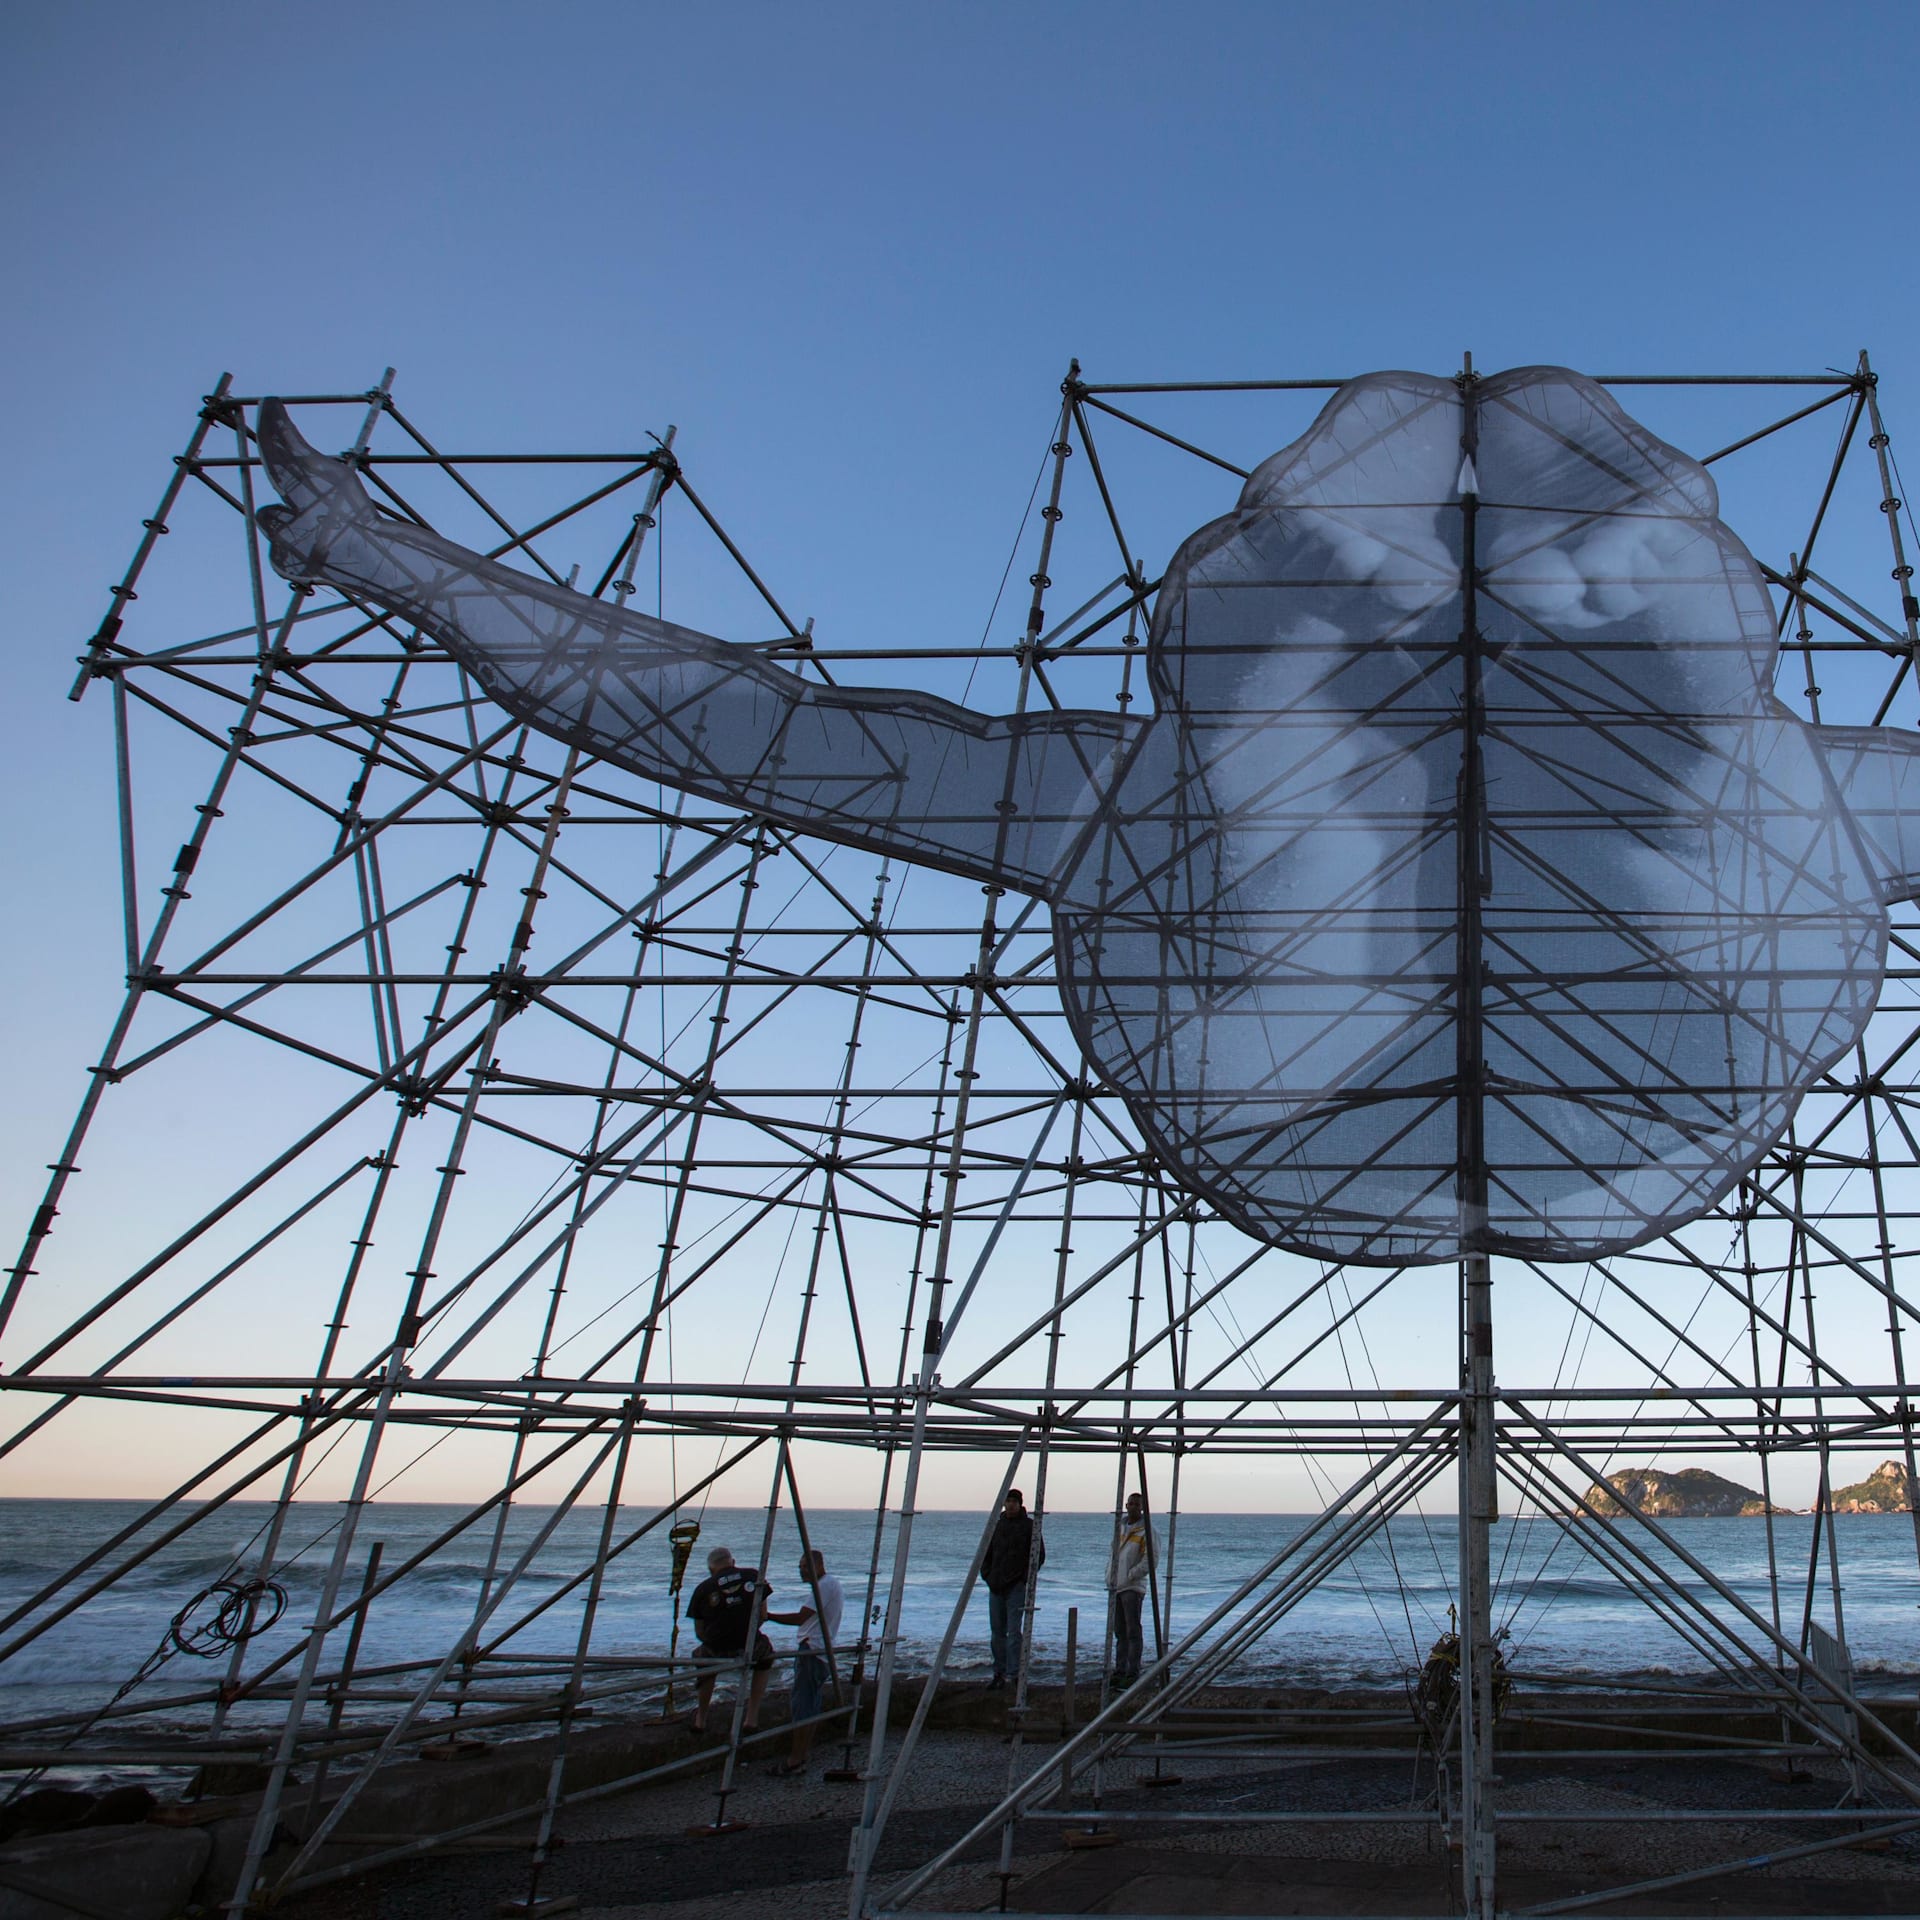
4, 1499, 1919, 1733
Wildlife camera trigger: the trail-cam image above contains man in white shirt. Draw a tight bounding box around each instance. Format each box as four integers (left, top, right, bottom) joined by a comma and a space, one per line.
1106, 1493, 1155, 1685
766, 1548, 844, 1774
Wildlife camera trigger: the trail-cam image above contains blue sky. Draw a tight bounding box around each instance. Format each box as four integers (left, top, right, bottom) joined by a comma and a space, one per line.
4, 1, 1919, 1507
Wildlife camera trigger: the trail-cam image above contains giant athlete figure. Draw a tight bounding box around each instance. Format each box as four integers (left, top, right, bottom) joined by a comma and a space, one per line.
256, 367, 1920, 1267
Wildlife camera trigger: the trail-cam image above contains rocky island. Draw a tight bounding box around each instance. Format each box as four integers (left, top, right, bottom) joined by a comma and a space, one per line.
1582, 1466, 1781, 1517
1831, 1459, 1916, 1512
1583, 1460, 1918, 1515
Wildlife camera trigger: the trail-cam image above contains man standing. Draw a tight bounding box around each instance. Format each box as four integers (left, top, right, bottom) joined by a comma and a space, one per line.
765, 1547, 843, 1775
982, 1488, 1044, 1688
1106, 1491, 1155, 1686
684, 1546, 774, 1735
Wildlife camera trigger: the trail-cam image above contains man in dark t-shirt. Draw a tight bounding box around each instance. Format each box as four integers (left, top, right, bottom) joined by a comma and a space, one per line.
685, 1545, 774, 1733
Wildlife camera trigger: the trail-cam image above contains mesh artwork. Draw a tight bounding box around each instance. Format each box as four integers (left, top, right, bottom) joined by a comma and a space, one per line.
257, 369, 1920, 1265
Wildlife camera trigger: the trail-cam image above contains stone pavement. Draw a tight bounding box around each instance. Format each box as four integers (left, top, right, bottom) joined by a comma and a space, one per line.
1012, 1844, 1920, 1916
276, 1738, 1920, 1918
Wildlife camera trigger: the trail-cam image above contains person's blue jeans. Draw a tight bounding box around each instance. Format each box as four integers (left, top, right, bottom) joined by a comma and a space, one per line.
1109, 1588, 1145, 1681
791, 1649, 827, 1722
988, 1584, 1026, 1680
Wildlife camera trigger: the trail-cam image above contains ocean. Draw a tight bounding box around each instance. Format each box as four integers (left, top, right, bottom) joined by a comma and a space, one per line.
4, 1499, 1920, 1736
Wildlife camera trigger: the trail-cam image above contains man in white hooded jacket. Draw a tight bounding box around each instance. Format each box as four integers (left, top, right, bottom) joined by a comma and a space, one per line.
1106, 1492, 1154, 1686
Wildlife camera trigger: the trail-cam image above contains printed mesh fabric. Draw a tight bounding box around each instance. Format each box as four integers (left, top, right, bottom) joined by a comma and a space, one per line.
1067, 368, 1892, 1262
257, 371, 1920, 1267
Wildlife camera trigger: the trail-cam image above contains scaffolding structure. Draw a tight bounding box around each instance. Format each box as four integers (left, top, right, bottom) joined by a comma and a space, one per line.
7, 357, 1920, 1920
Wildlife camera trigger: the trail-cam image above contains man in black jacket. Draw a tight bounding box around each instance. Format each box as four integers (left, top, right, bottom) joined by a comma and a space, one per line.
684, 1546, 774, 1734
981, 1488, 1044, 1687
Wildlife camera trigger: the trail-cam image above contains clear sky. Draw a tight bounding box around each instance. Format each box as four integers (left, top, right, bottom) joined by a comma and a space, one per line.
4, 1, 1918, 1510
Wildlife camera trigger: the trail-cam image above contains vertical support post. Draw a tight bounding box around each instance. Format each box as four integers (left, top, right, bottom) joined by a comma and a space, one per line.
1458, 1251, 1496, 1918
300, 1540, 383, 1829
216, 373, 576, 1920
454, 434, 681, 1726
1857, 350, 1920, 1583
518, 1397, 641, 1912
1861, 351, 1920, 656
1788, 1172, 1863, 1801
995, 1099, 1083, 1895
1736, 1180, 1795, 1764
1059, 1605, 1078, 1810
1062, 1607, 1077, 1730
110, 675, 142, 975
1860, 1055, 1920, 1581
3, 373, 297, 1349
69, 372, 235, 699
846, 1443, 1029, 1920
1158, 1214, 1196, 1662
775, 851, 895, 1735
1135, 1446, 1164, 1676
1097, 1180, 1155, 1749
847, 372, 1076, 1920
780, 1445, 843, 1705
1453, 352, 1497, 1920
832, 971, 956, 1785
